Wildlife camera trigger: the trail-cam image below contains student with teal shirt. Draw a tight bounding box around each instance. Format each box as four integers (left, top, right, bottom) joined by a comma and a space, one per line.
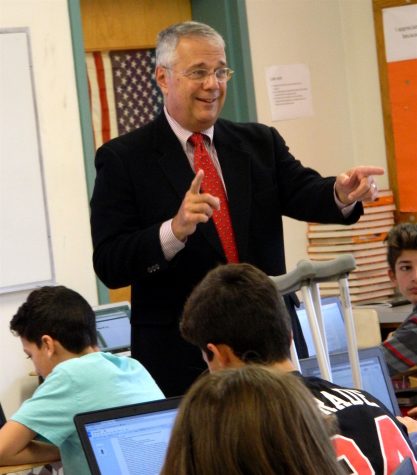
0, 286, 164, 474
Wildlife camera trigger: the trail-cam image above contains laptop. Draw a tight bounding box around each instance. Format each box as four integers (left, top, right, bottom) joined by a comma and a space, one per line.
0, 403, 6, 428
93, 302, 131, 356
296, 296, 348, 357
75, 397, 181, 475
299, 346, 401, 416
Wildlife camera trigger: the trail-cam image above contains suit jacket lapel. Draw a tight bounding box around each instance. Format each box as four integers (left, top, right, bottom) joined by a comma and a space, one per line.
154, 114, 194, 199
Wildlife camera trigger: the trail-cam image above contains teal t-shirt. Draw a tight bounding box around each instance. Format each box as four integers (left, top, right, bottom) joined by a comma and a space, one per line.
12, 352, 164, 475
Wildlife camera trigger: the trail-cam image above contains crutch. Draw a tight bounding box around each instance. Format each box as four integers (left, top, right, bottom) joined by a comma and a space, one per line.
270, 254, 362, 388
309, 255, 362, 389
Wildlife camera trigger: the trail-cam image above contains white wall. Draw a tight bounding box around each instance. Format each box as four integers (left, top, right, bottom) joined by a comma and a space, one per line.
245, 0, 388, 272
0, 0, 97, 417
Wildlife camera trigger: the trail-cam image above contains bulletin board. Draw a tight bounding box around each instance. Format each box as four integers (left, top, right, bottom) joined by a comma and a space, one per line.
0, 28, 54, 293
372, 0, 417, 223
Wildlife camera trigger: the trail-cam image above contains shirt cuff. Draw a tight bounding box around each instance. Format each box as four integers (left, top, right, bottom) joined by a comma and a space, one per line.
160, 219, 186, 261
334, 185, 356, 218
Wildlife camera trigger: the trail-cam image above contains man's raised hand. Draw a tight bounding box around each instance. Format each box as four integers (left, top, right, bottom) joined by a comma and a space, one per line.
171, 170, 220, 242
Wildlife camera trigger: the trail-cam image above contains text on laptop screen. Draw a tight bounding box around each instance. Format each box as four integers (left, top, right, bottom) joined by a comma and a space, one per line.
95, 304, 131, 353
296, 297, 347, 356
300, 348, 399, 415
83, 407, 177, 475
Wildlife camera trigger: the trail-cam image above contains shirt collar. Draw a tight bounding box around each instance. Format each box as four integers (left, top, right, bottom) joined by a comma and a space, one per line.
164, 106, 214, 149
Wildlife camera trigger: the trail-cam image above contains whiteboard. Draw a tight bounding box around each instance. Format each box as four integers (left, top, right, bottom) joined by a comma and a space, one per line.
0, 28, 54, 293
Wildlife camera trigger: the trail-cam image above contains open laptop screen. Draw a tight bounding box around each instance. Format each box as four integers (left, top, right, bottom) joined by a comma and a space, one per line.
296, 296, 348, 357
94, 302, 131, 354
75, 397, 180, 475
0, 404, 6, 428
299, 347, 400, 416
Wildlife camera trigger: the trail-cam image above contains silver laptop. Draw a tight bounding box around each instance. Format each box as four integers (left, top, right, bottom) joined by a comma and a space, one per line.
94, 302, 131, 356
299, 346, 401, 416
296, 296, 348, 357
74, 397, 181, 475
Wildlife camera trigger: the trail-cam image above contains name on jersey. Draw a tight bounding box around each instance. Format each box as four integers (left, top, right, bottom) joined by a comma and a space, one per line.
315, 388, 379, 415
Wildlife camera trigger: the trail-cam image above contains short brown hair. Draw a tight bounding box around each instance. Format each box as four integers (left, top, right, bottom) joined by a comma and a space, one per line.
180, 263, 292, 363
386, 223, 417, 272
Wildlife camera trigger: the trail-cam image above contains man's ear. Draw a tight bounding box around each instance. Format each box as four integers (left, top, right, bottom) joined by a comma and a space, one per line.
155, 66, 168, 95
40, 335, 56, 358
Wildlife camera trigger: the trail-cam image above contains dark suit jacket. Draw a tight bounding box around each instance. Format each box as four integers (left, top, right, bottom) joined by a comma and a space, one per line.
90, 113, 362, 393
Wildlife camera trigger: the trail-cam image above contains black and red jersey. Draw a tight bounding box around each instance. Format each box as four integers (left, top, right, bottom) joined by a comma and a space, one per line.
299, 374, 417, 474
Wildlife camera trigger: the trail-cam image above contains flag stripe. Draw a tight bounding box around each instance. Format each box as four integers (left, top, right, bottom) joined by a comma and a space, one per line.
102, 53, 118, 139
86, 54, 102, 148
93, 52, 111, 144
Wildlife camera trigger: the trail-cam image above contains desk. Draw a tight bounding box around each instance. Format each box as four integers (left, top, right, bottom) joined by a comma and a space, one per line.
0, 461, 61, 475
355, 303, 413, 340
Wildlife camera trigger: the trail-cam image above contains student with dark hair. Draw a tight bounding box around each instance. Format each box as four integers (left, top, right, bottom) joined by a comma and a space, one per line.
382, 223, 417, 376
161, 366, 344, 475
0, 286, 163, 474
180, 263, 417, 474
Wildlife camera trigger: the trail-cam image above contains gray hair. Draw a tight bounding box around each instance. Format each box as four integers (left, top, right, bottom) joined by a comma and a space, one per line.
156, 21, 225, 68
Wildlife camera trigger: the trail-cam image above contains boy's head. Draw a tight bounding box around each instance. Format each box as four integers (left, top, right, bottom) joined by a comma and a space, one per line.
180, 263, 292, 370
10, 286, 97, 376
386, 223, 417, 305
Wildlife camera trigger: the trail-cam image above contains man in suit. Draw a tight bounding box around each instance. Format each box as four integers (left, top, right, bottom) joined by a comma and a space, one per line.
90, 21, 383, 397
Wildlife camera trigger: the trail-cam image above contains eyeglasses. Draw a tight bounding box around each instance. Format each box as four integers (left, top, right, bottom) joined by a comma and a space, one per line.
166, 67, 234, 83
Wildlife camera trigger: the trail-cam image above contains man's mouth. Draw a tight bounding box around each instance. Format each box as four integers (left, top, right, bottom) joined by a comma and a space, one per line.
197, 97, 217, 103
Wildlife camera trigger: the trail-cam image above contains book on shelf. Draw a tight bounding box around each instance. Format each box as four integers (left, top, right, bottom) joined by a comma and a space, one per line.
369, 189, 393, 199
320, 287, 394, 303
308, 216, 394, 232
350, 289, 395, 303
307, 226, 392, 240
363, 203, 396, 214
320, 277, 392, 290
307, 240, 386, 254
353, 254, 387, 267
349, 267, 389, 280
352, 212, 393, 222
364, 193, 394, 207
308, 248, 386, 261
309, 235, 387, 247
353, 260, 388, 272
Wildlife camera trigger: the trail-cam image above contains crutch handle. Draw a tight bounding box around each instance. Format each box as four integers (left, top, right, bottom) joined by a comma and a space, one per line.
270, 254, 355, 294
308, 254, 356, 282
270, 260, 315, 294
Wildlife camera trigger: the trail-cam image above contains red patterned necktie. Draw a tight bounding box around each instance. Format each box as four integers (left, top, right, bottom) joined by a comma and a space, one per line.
189, 133, 239, 263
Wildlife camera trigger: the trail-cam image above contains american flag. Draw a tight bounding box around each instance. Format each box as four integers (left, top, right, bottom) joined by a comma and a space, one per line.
86, 49, 163, 148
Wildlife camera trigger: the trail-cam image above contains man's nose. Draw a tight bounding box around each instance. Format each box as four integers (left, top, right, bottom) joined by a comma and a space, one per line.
202, 72, 221, 88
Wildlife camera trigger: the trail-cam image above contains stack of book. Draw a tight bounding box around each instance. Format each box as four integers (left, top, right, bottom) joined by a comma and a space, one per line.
307, 190, 396, 304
